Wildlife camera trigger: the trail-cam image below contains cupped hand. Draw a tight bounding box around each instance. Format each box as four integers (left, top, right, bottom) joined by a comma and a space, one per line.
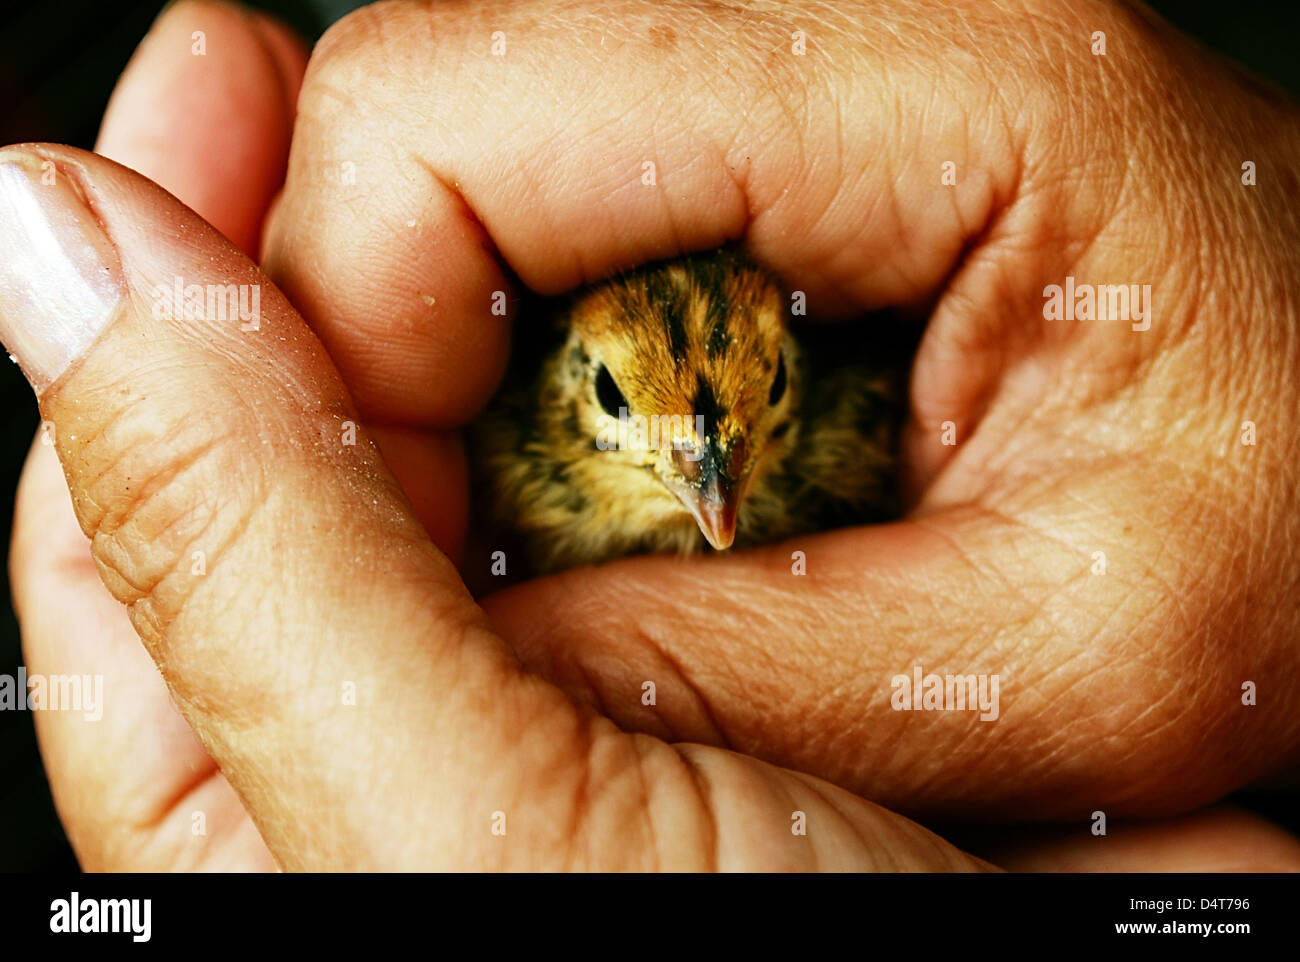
6, 0, 1299, 871
5, 0, 986, 872
262, 0, 1300, 817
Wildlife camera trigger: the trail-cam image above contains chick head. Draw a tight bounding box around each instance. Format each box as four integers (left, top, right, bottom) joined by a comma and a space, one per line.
559, 252, 799, 550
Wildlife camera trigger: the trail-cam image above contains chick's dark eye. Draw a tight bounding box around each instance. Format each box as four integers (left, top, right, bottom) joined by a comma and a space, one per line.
595, 364, 629, 416
769, 353, 787, 405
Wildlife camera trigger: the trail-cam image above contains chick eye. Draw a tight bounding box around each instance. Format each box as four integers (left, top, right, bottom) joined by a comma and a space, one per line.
768, 353, 787, 405
595, 364, 629, 416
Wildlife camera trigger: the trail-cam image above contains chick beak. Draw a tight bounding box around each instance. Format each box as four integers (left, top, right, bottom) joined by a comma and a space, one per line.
686, 476, 742, 550
674, 439, 748, 550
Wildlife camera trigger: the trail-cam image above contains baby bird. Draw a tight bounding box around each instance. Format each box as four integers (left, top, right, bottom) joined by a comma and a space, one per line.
471, 250, 904, 575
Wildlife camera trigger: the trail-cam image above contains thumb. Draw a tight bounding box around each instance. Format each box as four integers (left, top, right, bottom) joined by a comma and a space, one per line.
0, 143, 496, 866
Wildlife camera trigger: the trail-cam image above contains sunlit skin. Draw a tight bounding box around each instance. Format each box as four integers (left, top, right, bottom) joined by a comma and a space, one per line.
472, 251, 899, 573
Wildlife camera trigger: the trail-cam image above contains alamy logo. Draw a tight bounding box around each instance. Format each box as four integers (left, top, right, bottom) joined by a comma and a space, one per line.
1043, 275, 1151, 331
151, 276, 261, 330
50, 893, 150, 942
890, 665, 1000, 721
596, 408, 706, 461
0, 668, 103, 721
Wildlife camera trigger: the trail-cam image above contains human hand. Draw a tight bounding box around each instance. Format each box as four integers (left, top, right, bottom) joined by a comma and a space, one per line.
2, 1, 992, 872
261, 0, 1300, 819
6, 0, 1299, 870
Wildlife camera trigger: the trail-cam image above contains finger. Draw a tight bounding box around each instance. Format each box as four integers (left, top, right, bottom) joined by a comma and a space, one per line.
12, 0, 308, 869
485, 453, 1292, 822
12, 439, 275, 871
0, 141, 519, 868
96, 0, 308, 257
464, 2, 1300, 818
961, 804, 1300, 872
263, 0, 1021, 430
96, 0, 461, 552
0, 144, 992, 870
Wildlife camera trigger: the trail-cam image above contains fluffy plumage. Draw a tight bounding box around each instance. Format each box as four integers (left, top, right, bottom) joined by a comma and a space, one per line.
471, 250, 904, 574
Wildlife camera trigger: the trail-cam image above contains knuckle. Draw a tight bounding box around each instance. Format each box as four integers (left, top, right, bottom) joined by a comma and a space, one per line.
308, 0, 401, 74
297, 1, 409, 125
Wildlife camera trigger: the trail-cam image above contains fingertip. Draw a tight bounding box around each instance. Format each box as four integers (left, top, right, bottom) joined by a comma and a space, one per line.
244, 6, 310, 116
263, 166, 514, 427
95, 0, 308, 257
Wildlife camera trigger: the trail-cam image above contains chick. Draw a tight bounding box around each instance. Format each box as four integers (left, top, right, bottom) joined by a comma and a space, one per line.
471, 250, 904, 575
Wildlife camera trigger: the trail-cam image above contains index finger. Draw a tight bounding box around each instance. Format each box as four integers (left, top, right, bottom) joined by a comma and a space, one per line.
262, 0, 1024, 429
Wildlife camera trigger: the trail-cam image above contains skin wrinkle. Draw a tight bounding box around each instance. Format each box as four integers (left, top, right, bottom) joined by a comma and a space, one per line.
162, 567, 278, 730
577, 728, 663, 871
409, 155, 507, 282
1123, 696, 1222, 795
1128, 497, 1215, 640
437, 6, 733, 278
95, 484, 227, 623
922, 703, 1006, 781
625, 735, 662, 873
317, 0, 1013, 308
1004, 496, 1200, 668
788, 768, 881, 869
1106, 658, 1209, 754
910, 253, 1036, 491
558, 712, 598, 871
91, 449, 259, 650
1112, 716, 1217, 808
646, 125, 688, 260
1021, 692, 1125, 779
718, 756, 807, 870
993, 571, 1099, 678
165, 555, 275, 717
874, 515, 1194, 804
568, 645, 624, 723
547, 604, 679, 738
184, 481, 464, 746
904, 691, 1055, 806
271, 69, 514, 418
820, 619, 1008, 792
130, 760, 229, 842
796, 673, 866, 758
649, 618, 739, 751
83, 710, 218, 841
1023, 659, 1160, 754
672, 744, 721, 871
909, 512, 1030, 608
503, 692, 633, 869
86, 428, 226, 550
